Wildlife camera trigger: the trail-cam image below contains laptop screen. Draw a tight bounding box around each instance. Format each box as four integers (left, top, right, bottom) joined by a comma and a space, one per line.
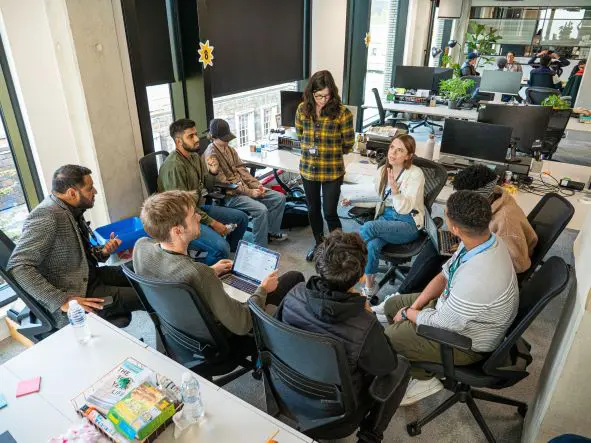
232, 241, 280, 283
424, 210, 439, 250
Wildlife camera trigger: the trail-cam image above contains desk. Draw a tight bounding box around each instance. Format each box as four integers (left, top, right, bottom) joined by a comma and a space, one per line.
566, 117, 591, 133
363, 101, 478, 121
0, 315, 312, 443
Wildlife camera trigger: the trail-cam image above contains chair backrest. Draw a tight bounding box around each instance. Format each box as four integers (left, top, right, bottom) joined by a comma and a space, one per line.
461, 75, 481, 93
525, 86, 560, 105
139, 151, 169, 195
0, 230, 55, 341
542, 108, 573, 156
530, 72, 556, 89
248, 299, 357, 433
518, 193, 574, 283
483, 256, 570, 382
413, 156, 448, 211
121, 264, 232, 367
371, 88, 386, 125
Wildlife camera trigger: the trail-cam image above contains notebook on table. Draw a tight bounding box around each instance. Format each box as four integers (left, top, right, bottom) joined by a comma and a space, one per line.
221, 241, 280, 302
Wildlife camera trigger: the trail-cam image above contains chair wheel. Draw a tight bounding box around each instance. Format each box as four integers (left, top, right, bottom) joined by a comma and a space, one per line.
518, 405, 528, 417
251, 370, 262, 380
407, 422, 422, 436
369, 295, 380, 306
409, 128, 414, 133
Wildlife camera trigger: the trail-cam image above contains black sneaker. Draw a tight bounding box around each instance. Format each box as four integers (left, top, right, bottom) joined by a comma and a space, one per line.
305, 245, 317, 262
268, 232, 288, 242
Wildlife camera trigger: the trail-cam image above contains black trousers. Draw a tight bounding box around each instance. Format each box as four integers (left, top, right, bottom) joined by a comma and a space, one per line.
302, 177, 343, 243
265, 271, 306, 307
398, 241, 447, 294
87, 265, 144, 326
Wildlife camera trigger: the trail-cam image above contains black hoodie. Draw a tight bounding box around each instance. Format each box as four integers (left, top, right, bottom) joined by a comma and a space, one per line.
276, 276, 399, 395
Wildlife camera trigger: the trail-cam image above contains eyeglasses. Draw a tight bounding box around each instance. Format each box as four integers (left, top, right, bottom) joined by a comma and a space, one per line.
313, 93, 331, 101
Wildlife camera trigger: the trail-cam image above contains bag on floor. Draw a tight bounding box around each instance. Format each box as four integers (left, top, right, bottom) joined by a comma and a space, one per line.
281, 201, 310, 229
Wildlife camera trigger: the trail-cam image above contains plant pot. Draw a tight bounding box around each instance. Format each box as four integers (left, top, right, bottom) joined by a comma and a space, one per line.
447, 100, 460, 110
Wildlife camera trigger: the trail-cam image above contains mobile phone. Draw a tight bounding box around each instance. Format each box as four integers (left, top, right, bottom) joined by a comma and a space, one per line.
102, 296, 114, 307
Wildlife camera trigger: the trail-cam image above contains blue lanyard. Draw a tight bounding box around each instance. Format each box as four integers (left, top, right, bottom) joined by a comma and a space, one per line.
444, 234, 497, 297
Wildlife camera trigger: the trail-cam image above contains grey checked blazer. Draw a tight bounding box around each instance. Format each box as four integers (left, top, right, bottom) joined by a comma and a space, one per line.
7, 195, 101, 328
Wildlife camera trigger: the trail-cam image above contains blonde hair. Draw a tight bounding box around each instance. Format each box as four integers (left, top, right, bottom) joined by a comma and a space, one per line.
378, 134, 416, 197
140, 190, 196, 242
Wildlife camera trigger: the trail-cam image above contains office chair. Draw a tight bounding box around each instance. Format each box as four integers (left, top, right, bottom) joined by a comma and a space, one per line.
122, 264, 256, 386
539, 109, 573, 159
524, 86, 560, 105
529, 72, 558, 89
409, 114, 443, 133
406, 256, 570, 443
517, 192, 574, 285
371, 88, 400, 126
139, 150, 169, 195
0, 229, 56, 342
248, 299, 411, 440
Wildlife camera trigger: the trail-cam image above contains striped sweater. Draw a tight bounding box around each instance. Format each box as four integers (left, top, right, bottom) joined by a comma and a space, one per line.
416, 237, 519, 352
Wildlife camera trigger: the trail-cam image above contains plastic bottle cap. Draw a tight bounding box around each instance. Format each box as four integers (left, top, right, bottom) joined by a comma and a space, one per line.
182, 372, 194, 383
69, 300, 79, 307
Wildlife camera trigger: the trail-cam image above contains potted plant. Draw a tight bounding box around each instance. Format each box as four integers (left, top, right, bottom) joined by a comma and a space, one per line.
542, 95, 570, 110
439, 77, 475, 109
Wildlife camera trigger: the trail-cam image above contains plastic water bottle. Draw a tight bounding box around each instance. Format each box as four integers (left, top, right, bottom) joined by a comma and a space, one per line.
425, 133, 435, 160
180, 372, 204, 422
67, 300, 91, 344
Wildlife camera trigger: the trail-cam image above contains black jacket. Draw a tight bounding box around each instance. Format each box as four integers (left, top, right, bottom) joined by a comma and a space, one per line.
276, 277, 398, 396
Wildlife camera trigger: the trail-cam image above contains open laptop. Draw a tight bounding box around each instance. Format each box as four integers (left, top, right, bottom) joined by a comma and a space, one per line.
424, 210, 460, 257
221, 241, 280, 303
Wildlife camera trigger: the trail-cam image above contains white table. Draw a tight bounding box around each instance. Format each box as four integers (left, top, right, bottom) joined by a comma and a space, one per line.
566, 117, 591, 133
0, 315, 313, 443
363, 101, 478, 121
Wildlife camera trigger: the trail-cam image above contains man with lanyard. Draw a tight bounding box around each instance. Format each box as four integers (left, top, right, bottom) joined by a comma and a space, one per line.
382, 191, 519, 406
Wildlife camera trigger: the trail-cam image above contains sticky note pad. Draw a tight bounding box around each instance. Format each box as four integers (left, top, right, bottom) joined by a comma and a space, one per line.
0, 393, 6, 409
15, 377, 41, 397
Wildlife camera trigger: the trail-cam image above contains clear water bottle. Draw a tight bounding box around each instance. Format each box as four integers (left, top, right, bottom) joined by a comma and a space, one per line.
67, 300, 91, 344
425, 133, 435, 160
180, 372, 204, 422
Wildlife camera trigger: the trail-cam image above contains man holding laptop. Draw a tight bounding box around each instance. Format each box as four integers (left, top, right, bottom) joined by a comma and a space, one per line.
133, 190, 304, 337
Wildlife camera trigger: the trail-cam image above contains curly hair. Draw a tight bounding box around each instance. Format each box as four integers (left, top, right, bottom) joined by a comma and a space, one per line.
315, 231, 368, 292
453, 165, 498, 191
300, 70, 342, 121
447, 191, 492, 236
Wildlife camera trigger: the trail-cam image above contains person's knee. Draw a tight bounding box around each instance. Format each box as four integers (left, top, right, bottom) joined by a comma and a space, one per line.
234, 209, 249, 226
284, 271, 305, 285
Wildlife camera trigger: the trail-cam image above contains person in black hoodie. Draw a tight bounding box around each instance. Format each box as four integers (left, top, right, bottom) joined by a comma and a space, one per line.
275, 231, 402, 443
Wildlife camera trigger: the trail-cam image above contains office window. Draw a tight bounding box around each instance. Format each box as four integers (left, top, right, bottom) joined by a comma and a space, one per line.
236, 111, 255, 147
147, 84, 175, 152
261, 105, 278, 137
213, 82, 297, 144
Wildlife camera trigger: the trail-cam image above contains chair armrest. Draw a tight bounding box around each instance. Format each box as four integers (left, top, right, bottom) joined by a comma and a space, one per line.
242, 162, 266, 170
416, 325, 472, 351
207, 191, 226, 200
214, 182, 238, 190
369, 356, 411, 403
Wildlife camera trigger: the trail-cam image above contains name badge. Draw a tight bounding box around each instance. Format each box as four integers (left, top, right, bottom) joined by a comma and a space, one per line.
309, 146, 318, 156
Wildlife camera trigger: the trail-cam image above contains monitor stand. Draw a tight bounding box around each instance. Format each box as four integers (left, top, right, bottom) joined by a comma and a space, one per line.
492, 92, 504, 103
506, 140, 521, 164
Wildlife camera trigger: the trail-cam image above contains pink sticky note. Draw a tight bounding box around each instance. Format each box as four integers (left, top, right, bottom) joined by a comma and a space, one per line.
15, 377, 41, 397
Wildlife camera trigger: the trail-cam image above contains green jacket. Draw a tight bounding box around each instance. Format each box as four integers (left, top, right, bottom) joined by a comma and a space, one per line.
157, 150, 216, 225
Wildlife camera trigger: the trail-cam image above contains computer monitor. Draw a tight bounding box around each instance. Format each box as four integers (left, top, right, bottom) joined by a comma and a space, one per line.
479, 70, 522, 95
280, 91, 304, 127
393, 66, 435, 91
478, 103, 552, 153
433, 68, 454, 93
440, 119, 512, 163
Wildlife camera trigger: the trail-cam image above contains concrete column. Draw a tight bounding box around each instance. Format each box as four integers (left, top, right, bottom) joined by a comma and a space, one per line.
403, 0, 432, 66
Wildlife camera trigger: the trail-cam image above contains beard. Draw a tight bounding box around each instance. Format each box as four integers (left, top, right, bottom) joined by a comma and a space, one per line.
182, 140, 200, 153
75, 194, 95, 210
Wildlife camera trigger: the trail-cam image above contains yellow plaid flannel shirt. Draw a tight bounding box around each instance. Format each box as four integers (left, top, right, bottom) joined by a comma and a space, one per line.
295, 103, 355, 182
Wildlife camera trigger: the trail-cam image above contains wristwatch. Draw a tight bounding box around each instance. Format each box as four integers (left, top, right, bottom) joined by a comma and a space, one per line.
401, 307, 408, 321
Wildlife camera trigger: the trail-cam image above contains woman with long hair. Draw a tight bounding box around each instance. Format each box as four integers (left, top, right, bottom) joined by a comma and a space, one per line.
358, 135, 425, 298
295, 70, 355, 261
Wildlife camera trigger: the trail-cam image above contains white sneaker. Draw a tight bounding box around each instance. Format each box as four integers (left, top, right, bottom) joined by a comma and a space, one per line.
371, 292, 400, 315
376, 313, 389, 325
400, 378, 444, 407
361, 285, 378, 298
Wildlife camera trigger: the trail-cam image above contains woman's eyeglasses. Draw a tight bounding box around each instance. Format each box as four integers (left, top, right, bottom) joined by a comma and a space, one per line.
313, 93, 331, 101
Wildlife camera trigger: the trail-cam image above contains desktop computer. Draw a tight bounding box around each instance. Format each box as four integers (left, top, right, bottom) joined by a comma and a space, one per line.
477, 103, 552, 155
280, 91, 304, 127
393, 66, 453, 94
432, 68, 453, 93
439, 119, 513, 165
479, 70, 522, 99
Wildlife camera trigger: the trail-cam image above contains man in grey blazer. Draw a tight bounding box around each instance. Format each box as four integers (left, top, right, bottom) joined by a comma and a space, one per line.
7, 165, 143, 329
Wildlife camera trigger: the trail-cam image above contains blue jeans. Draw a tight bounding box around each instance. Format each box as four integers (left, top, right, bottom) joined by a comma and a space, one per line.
226, 190, 286, 247
359, 215, 420, 275
189, 205, 249, 265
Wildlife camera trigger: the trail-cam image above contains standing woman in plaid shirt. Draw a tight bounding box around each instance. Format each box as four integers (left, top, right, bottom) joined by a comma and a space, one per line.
295, 71, 355, 261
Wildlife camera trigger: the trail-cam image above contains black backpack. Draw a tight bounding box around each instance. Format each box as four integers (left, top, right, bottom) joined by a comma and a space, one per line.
281, 200, 310, 229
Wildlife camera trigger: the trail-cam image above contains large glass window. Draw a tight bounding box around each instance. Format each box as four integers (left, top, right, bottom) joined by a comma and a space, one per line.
146, 84, 175, 152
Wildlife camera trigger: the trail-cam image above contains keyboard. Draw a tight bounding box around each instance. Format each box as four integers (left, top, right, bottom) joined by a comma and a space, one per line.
222, 274, 258, 295
438, 230, 460, 256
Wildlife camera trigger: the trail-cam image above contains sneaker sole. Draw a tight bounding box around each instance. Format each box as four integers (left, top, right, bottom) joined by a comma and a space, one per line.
400, 381, 444, 407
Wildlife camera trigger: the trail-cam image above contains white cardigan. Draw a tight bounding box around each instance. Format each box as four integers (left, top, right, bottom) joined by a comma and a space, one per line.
374, 164, 425, 229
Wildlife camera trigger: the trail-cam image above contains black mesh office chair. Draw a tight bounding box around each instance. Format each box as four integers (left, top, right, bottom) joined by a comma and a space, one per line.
529, 72, 557, 89
139, 151, 169, 195
517, 192, 574, 285
540, 109, 573, 159
524, 86, 560, 105
122, 264, 256, 386
372, 88, 400, 126
406, 256, 570, 443
0, 230, 56, 342
248, 299, 411, 440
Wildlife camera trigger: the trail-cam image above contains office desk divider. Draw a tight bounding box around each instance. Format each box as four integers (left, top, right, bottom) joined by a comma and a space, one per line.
70, 357, 183, 442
